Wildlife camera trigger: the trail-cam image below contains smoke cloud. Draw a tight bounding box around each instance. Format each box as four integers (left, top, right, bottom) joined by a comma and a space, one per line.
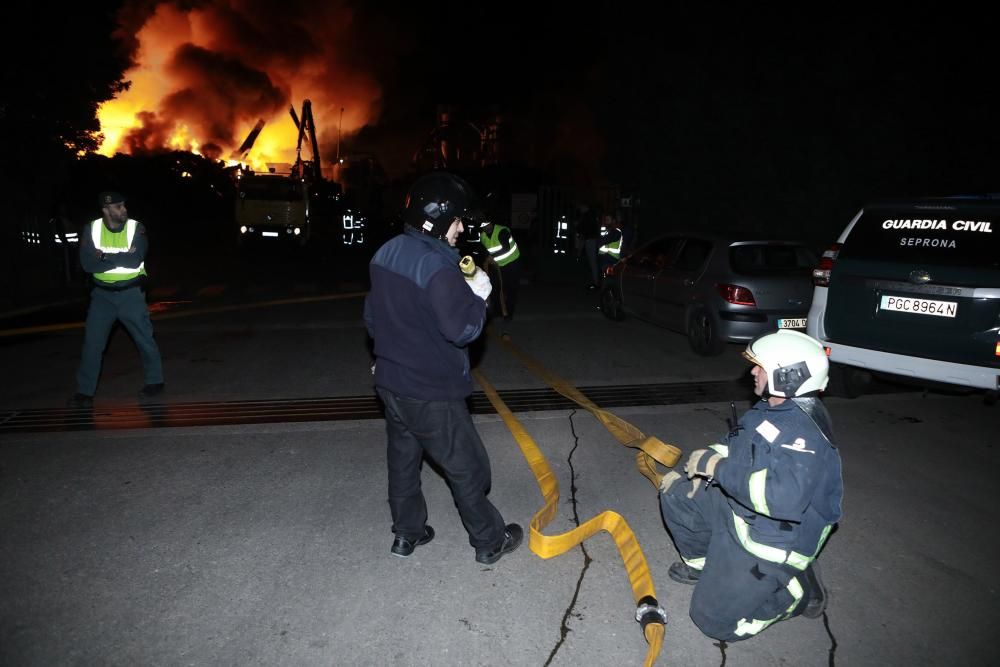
101, 0, 384, 170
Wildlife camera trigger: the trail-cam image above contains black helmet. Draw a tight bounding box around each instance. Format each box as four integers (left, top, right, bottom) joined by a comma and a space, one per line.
464, 208, 492, 229
403, 171, 477, 239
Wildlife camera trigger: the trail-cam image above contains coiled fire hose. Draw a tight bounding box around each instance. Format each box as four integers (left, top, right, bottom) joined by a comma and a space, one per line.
472, 337, 682, 666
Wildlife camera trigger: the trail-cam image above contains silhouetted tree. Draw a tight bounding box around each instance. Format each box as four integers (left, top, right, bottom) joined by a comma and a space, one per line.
2, 2, 131, 303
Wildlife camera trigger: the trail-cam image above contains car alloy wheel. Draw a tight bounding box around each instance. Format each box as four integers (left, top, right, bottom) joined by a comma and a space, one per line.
687, 307, 725, 356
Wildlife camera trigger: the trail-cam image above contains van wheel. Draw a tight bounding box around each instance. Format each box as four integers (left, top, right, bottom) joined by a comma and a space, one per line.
600, 285, 625, 321
687, 307, 725, 356
828, 363, 872, 398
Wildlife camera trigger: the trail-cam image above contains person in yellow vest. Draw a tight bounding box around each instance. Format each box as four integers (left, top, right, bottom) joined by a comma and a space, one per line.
68, 191, 164, 408
476, 212, 521, 323
597, 213, 623, 282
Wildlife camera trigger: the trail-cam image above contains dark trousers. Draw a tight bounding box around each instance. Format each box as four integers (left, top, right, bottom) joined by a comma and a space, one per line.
489, 261, 520, 320
659, 480, 807, 641
583, 238, 599, 285
76, 285, 163, 396
376, 387, 506, 549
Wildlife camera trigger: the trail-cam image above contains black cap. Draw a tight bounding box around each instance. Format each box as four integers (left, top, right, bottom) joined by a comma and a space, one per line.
98, 191, 125, 208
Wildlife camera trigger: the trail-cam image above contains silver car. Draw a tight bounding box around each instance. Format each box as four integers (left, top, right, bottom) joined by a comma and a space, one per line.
599, 232, 817, 355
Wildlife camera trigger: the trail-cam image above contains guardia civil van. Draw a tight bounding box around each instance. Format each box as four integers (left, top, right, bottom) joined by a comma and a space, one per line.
807, 197, 1000, 396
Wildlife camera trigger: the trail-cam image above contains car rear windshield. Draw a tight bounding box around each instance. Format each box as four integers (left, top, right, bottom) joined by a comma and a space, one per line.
839, 205, 1000, 268
729, 244, 816, 275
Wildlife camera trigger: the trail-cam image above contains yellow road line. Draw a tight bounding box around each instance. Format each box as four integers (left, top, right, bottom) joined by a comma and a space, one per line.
0, 291, 367, 338
473, 367, 670, 666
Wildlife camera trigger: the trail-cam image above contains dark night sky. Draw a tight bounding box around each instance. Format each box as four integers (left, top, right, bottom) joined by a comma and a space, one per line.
16, 2, 1000, 245
344, 5, 999, 241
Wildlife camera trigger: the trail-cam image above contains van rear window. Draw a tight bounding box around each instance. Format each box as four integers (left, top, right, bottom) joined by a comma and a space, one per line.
840, 207, 1000, 267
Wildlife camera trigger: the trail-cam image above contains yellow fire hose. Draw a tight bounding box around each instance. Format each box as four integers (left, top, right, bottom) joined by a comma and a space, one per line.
472, 338, 682, 666
496, 335, 681, 488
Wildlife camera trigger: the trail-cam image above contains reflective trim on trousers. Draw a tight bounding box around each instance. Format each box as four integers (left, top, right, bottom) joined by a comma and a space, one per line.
732, 513, 815, 571
733, 575, 804, 637
682, 556, 706, 570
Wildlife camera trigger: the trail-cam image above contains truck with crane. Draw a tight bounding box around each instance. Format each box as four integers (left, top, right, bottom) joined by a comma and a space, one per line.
233, 100, 348, 247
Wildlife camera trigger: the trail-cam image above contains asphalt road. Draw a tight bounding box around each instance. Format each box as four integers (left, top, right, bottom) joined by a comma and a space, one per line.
1, 270, 998, 666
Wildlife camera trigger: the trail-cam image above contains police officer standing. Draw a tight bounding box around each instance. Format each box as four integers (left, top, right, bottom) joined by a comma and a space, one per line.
68, 191, 164, 408
658, 330, 843, 641
597, 213, 623, 280
364, 172, 522, 564
476, 211, 521, 323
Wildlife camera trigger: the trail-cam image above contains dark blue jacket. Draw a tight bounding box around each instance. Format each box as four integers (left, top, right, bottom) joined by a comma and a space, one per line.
364, 227, 487, 400
714, 398, 843, 565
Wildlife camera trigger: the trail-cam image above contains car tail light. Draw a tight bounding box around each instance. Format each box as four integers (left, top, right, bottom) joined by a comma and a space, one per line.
716, 283, 756, 306
813, 243, 842, 287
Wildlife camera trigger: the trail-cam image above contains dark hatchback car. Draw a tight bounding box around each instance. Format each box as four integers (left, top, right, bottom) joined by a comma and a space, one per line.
600, 232, 817, 355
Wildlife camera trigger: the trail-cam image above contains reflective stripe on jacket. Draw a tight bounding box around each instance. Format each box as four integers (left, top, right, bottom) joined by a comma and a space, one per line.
713, 398, 843, 568
91, 219, 146, 283
598, 227, 622, 258
479, 224, 520, 266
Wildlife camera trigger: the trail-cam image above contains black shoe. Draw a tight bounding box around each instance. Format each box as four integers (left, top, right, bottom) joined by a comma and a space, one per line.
138, 383, 165, 399
67, 393, 93, 408
391, 525, 435, 558
668, 561, 701, 585
801, 562, 828, 618
475, 523, 523, 564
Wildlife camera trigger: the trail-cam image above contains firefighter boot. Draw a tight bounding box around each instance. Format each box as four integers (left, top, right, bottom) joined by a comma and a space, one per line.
801, 561, 828, 619
668, 561, 701, 585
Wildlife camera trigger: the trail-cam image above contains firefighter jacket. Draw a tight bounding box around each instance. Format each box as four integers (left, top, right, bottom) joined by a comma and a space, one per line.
364, 226, 488, 400
479, 224, 520, 267
710, 397, 843, 572
80, 218, 148, 288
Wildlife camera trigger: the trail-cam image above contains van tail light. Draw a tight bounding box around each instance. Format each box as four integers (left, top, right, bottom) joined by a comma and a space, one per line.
813, 243, 842, 287
716, 283, 756, 306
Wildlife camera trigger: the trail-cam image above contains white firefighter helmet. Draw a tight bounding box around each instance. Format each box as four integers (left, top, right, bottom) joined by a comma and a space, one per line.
742, 329, 829, 397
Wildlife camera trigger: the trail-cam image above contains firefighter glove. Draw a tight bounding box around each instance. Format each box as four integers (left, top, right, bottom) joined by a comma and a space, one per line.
466, 268, 492, 301
684, 448, 724, 480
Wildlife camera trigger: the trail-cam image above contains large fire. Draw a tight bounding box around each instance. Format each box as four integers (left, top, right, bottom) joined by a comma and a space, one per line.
97, 1, 380, 172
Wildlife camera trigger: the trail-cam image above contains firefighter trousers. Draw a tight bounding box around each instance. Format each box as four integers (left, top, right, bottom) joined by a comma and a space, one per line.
659, 480, 809, 641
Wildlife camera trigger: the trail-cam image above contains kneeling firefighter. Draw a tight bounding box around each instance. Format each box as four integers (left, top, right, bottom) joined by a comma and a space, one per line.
658, 329, 843, 641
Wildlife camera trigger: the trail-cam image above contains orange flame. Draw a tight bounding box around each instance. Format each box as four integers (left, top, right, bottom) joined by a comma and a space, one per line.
98, 1, 379, 172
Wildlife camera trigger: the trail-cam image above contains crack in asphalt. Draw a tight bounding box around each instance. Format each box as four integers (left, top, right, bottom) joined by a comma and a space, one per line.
543, 409, 593, 667
822, 610, 838, 665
